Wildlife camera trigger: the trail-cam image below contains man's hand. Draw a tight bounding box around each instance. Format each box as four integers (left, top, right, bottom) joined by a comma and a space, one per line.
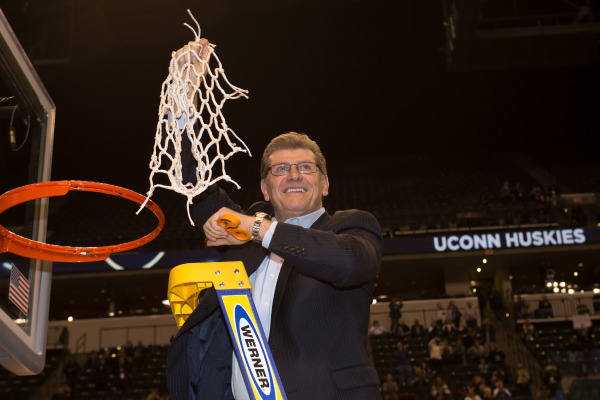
173, 38, 211, 81
203, 207, 254, 247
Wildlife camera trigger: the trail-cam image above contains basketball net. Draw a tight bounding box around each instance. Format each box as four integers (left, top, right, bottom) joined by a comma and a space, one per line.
139, 10, 250, 225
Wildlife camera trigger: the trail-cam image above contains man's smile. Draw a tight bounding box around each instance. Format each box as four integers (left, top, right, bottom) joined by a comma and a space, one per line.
284, 187, 307, 193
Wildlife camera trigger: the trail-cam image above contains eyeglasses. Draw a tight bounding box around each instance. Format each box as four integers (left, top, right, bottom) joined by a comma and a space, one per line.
266, 162, 322, 177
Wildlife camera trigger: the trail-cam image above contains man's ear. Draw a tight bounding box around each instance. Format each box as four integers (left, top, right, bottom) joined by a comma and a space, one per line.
260, 179, 270, 201
322, 175, 330, 197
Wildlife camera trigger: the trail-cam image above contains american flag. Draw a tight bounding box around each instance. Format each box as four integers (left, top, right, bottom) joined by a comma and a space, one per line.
9, 265, 30, 316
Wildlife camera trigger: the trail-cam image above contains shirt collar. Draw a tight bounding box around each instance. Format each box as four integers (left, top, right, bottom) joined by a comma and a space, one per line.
273, 207, 325, 228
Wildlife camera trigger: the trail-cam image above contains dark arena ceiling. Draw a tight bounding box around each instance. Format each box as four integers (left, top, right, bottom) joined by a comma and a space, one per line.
0, 0, 599, 320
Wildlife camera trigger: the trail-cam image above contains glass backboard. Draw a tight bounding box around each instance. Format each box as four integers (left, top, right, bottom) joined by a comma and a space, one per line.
0, 8, 55, 375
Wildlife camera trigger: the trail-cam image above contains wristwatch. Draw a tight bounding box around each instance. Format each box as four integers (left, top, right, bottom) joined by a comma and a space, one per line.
251, 212, 270, 242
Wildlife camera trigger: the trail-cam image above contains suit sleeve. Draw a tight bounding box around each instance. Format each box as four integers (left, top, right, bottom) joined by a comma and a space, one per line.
266, 209, 382, 288
188, 184, 242, 226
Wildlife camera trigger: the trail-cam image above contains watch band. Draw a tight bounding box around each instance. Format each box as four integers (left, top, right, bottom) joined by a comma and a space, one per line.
251, 212, 269, 242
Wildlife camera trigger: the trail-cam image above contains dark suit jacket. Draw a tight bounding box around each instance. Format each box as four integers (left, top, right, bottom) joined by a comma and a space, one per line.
166, 185, 383, 400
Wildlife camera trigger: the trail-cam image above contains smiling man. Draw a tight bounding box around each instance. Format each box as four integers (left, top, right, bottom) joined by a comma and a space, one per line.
166, 132, 383, 399
166, 134, 382, 398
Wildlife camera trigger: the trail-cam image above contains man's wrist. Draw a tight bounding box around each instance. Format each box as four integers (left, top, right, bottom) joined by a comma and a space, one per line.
250, 212, 270, 242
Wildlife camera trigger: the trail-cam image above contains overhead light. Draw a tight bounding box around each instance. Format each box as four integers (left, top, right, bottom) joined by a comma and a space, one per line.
482, 259, 487, 264
67, 316, 74, 322
574, 272, 579, 277
477, 267, 482, 273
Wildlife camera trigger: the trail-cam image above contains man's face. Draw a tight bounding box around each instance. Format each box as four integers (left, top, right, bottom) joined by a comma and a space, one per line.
261, 148, 329, 221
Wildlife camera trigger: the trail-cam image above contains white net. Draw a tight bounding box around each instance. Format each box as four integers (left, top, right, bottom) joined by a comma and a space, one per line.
139, 10, 250, 225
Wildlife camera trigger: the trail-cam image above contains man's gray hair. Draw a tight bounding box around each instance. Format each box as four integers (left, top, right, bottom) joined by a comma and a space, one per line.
261, 132, 327, 178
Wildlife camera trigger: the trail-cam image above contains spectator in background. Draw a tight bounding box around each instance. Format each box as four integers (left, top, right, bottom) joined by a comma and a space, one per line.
467, 339, 486, 364
453, 338, 466, 365
441, 318, 457, 337
462, 326, 478, 349
539, 262, 556, 289
537, 295, 554, 319
431, 376, 452, 400
490, 370, 508, 390
480, 319, 497, 352
463, 301, 479, 330
420, 361, 432, 380
381, 373, 400, 400
488, 343, 507, 370
481, 386, 493, 400
389, 298, 403, 334
472, 375, 485, 396
447, 300, 461, 328
411, 319, 426, 337
428, 336, 444, 374
465, 385, 482, 400
514, 295, 531, 319
521, 318, 535, 341
394, 318, 411, 338
394, 341, 413, 386
515, 363, 532, 400
542, 362, 563, 400
492, 380, 512, 399
412, 367, 431, 400
434, 302, 447, 328
477, 356, 490, 375
115, 355, 132, 393
441, 338, 454, 365
369, 320, 388, 337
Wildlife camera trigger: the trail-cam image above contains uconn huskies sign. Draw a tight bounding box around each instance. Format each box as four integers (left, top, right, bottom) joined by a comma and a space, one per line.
433, 228, 586, 252
382, 227, 599, 255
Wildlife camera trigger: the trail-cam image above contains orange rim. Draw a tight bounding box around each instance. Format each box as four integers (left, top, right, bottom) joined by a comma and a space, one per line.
0, 181, 165, 262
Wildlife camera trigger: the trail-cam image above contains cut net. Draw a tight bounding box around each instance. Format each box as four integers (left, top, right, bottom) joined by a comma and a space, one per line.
139, 10, 250, 225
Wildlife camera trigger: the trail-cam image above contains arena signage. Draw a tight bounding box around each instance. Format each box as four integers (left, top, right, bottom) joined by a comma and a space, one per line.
382, 227, 600, 255
433, 228, 586, 252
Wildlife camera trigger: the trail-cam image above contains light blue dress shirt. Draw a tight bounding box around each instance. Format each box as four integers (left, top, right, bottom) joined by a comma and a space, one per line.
231, 207, 326, 400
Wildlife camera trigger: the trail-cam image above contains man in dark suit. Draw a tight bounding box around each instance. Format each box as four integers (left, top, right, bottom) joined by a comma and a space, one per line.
166, 130, 383, 399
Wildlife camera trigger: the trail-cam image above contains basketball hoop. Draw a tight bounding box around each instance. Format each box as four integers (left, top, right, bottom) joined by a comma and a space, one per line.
0, 181, 165, 262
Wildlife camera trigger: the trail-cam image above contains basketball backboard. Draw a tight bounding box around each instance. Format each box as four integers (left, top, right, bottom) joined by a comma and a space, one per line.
0, 8, 55, 375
